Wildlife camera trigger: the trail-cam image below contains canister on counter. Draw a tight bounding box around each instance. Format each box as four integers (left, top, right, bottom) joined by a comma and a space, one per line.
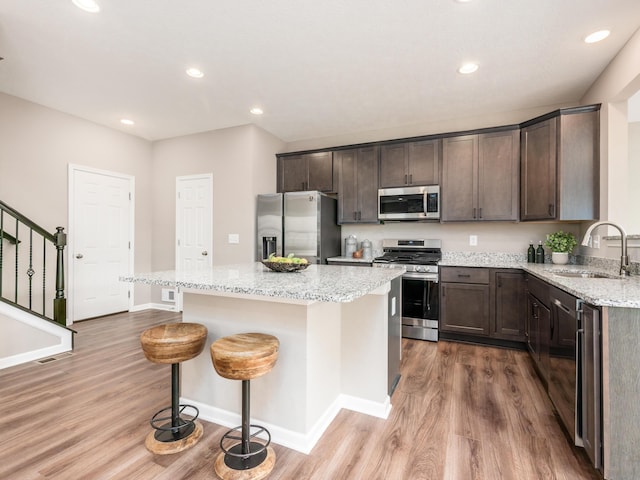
361, 239, 372, 260
345, 235, 357, 257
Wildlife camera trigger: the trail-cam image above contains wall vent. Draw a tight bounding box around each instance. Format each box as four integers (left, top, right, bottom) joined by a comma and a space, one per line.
35, 352, 73, 364
162, 288, 176, 303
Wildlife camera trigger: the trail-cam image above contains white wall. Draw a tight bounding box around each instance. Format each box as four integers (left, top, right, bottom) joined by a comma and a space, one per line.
0, 312, 58, 356
150, 124, 284, 303
342, 222, 580, 258
628, 122, 640, 230
0, 93, 154, 307
580, 26, 640, 262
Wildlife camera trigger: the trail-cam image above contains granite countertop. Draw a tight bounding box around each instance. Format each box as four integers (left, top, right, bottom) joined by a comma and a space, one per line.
440, 254, 640, 308
327, 256, 374, 264
122, 262, 404, 303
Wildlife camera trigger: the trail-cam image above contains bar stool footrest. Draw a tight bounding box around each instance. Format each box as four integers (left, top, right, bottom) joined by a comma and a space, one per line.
220, 424, 271, 470
150, 404, 199, 442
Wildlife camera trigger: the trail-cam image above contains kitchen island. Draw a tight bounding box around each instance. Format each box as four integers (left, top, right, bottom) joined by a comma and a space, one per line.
123, 263, 404, 454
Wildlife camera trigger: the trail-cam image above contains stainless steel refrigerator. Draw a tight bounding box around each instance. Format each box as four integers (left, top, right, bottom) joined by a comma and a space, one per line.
256, 191, 341, 264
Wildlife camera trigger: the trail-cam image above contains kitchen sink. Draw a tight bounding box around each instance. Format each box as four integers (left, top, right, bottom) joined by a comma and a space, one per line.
553, 272, 616, 279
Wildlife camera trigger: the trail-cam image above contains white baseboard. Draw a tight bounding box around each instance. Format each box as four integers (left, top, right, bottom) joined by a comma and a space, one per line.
130, 303, 178, 312
340, 393, 392, 419
182, 393, 391, 454
0, 343, 72, 370
0, 302, 73, 370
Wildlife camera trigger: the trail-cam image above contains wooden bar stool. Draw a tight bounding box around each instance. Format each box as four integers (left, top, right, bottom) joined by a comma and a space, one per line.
210, 333, 279, 480
140, 322, 208, 455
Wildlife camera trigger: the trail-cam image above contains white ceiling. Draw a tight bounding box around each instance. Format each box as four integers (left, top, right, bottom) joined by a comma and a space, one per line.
1, 0, 639, 142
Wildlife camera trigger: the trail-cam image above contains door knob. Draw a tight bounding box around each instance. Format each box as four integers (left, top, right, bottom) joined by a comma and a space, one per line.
75, 253, 83, 259
202, 251, 208, 256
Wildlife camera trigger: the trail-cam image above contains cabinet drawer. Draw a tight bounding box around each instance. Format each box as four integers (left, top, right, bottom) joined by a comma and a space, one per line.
526, 274, 549, 307
440, 267, 489, 284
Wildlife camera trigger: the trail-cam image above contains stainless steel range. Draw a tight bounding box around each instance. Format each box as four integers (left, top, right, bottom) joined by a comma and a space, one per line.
373, 239, 441, 341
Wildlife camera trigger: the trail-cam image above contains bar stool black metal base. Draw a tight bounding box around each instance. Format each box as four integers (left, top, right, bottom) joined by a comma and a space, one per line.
150, 404, 199, 442
220, 424, 271, 470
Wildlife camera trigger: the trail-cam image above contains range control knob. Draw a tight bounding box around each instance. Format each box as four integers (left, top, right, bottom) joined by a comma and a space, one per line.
415, 265, 427, 273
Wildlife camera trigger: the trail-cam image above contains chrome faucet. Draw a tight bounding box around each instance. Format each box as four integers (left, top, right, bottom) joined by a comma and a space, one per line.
581, 221, 630, 276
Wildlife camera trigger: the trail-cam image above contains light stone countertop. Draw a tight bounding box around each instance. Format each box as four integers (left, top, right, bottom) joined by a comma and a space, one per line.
440, 254, 640, 308
327, 256, 374, 264
122, 262, 404, 303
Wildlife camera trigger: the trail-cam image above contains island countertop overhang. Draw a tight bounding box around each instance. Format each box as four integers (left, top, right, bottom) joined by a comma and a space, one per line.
121, 262, 405, 303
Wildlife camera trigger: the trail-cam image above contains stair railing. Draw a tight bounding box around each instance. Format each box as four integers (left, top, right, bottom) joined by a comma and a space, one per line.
0, 200, 66, 326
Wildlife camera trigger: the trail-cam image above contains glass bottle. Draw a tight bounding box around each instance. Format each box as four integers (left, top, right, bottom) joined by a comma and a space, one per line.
527, 242, 535, 263
536, 240, 545, 264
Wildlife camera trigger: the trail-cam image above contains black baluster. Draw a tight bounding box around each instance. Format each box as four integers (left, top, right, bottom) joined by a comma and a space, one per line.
54, 227, 67, 325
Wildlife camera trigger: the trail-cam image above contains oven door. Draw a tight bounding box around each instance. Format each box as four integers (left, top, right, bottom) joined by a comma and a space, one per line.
401, 272, 439, 341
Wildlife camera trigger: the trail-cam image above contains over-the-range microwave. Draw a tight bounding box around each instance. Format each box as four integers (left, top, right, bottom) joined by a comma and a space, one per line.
378, 185, 440, 221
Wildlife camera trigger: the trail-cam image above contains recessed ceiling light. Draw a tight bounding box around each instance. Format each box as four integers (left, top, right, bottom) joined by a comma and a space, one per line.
458, 62, 479, 74
186, 68, 204, 78
120, 119, 135, 126
72, 0, 100, 13
584, 30, 610, 44
455, 0, 473, 3
250, 107, 264, 115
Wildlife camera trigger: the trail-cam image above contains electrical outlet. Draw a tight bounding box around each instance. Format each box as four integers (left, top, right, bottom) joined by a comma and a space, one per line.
469, 235, 478, 246
593, 235, 600, 249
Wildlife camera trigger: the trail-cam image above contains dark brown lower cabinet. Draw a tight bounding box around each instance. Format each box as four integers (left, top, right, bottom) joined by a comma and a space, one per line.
439, 267, 525, 342
493, 270, 526, 341
440, 282, 491, 336
526, 290, 550, 386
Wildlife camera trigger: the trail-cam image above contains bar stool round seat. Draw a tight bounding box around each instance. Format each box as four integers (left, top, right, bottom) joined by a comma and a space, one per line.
140, 322, 208, 455
210, 333, 279, 480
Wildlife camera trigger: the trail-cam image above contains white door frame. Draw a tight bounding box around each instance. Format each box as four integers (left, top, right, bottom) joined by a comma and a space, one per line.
68, 164, 135, 324
175, 173, 213, 312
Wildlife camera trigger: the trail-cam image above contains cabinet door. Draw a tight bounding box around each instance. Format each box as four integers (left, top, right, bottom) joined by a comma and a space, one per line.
549, 288, 578, 348
337, 149, 358, 224
520, 118, 557, 220
493, 270, 526, 341
441, 135, 478, 221
440, 283, 490, 336
408, 139, 440, 186
281, 155, 308, 192
356, 146, 380, 222
538, 301, 551, 385
379, 144, 407, 188
307, 152, 334, 192
526, 293, 540, 359
526, 292, 550, 384
478, 130, 519, 221
557, 111, 599, 221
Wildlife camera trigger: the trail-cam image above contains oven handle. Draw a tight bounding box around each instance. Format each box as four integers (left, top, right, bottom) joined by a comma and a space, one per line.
402, 272, 439, 282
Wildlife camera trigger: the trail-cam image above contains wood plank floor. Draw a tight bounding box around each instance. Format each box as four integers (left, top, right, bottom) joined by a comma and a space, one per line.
0, 310, 601, 479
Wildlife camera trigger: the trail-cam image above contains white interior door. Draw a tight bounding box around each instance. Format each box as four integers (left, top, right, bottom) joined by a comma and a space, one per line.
176, 174, 213, 271
70, 166, 133, 321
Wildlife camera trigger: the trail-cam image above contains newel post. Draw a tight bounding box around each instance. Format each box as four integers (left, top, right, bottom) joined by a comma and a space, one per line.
54, 226, 67, 325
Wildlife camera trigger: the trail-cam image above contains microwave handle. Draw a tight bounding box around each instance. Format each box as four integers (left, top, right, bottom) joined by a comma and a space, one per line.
424, 191, 428, 215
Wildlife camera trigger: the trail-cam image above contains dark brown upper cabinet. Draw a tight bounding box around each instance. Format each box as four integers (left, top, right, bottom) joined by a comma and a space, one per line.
441, 129, 519, 222
520, 106, 599, 221
336, 146, 380, 224
379, 139, 440, 188
277, 151, 334, 193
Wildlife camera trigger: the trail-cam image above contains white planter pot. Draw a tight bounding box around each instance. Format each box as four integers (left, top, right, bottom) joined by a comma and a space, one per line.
552, 252, 569, 265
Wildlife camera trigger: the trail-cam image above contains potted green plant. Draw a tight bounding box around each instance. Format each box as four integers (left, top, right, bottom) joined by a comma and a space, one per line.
545, 231, 577, 264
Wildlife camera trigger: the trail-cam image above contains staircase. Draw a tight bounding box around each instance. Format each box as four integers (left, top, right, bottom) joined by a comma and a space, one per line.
0, 200, 74, 369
